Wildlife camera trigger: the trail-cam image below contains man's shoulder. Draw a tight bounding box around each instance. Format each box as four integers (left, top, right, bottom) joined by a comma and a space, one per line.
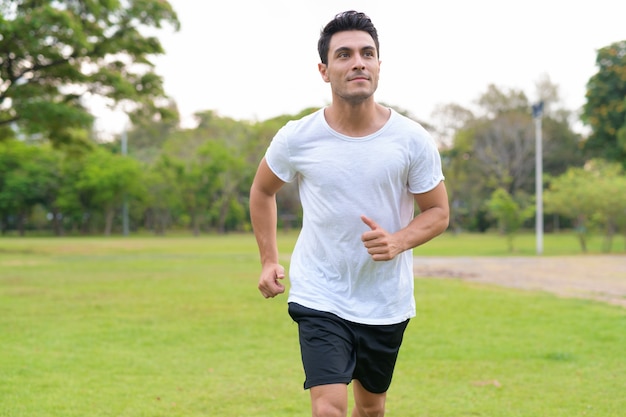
273, 108, 327, 145
387, 110, 434, 143
283, 108, 324, 130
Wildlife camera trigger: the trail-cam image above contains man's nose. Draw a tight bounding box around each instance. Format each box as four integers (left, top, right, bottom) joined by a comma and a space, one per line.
352, 55, 365, 70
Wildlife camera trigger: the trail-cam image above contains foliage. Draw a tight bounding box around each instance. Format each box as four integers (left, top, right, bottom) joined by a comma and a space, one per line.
75, 147, 147, 235
471, 112, 535, 194
0, 1, 621, 238
541, 116, 585, 176
476, 84, 530, 117
582, 40, 626, 165
142, 155, 185, 234
0, 0, 180, 148
441, 82, 584, 234
0, 140, 62, 234
0, 64, 614, 238
118, 99, 181, 164
441, 126, 489, 233
544, 160, 626, 252
0, 139, 145, 235
486, 188, 534, 252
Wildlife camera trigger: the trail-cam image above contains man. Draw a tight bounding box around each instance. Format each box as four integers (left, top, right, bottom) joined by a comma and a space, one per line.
250, 10, 449, 417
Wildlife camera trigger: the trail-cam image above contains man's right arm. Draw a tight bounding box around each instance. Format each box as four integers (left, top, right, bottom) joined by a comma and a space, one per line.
249, 158, 287, 298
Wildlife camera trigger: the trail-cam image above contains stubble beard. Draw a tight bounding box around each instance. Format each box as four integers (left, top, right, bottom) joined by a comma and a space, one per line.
336, 81, 378, 106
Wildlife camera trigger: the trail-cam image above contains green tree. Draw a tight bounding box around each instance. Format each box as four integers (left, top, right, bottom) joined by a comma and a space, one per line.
107, 99, 181, 164
75, 147, 147, 235
477, 84, 530, 117
0, 0, 180, 148
544, 160, 626, 252
0, 140, 62, 235
199, 141, 247, 233
440, 127, 487, 233
582, 40, 626, 165
55, 153, 92, 234
159, 110, 280, 234
486, 188, 534, 252
440, 81, 584, 233
472, 112, 536, 194
143, 154, 185, 234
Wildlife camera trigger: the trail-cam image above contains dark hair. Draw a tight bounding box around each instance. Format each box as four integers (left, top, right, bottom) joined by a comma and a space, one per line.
317, 10, 379, 65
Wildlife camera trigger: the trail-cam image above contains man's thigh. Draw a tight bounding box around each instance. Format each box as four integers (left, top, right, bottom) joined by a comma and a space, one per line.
288, 302, 356, 389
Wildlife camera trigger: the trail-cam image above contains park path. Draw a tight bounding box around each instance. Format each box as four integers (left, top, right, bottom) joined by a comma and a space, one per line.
413, 255, 626, 308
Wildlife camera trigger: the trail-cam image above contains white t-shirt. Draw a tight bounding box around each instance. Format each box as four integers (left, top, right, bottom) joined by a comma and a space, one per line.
265, 108, 444, 325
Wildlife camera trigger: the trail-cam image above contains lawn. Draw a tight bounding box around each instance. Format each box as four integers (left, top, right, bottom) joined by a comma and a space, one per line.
0, 232, 624, 416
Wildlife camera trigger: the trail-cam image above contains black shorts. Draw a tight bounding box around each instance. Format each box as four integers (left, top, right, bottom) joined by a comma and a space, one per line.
288, 302, 409, 394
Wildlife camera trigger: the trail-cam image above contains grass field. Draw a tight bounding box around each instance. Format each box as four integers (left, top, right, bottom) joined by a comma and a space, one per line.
1, 232, 625, 416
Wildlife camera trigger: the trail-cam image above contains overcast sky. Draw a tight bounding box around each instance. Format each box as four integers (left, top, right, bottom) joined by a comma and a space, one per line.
94, 0, 626, 135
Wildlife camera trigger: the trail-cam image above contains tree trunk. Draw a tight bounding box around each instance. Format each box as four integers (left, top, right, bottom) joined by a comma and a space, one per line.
217, 198, 229, 234
602, 221, 615, 253
575, 216, 587, 253
156, 209, 168, 235
104, 208, 114, 236
17, 212, 25, 236
51, 208, 64, 236
192, 212, 200, 236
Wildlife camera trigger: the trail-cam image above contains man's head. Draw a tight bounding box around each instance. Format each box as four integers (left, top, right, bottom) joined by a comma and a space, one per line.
318, 11, 379, 66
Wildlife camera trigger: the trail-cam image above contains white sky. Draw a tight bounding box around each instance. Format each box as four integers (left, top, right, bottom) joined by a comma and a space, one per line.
94, 0, 626, 135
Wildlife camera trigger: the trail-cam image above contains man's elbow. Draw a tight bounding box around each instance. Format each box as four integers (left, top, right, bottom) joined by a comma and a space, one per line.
434, 206, 450, 235
250, 182, 275, 200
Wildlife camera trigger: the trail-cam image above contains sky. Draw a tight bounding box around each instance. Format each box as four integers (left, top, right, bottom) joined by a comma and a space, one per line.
94, 0, 626, 136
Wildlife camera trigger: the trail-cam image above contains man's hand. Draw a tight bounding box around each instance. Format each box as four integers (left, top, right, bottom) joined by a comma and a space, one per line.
360, 215, 403, 261
258, 263, 286, 298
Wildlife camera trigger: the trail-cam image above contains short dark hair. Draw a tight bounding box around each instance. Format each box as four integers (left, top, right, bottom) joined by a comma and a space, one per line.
317, 10, 379, 65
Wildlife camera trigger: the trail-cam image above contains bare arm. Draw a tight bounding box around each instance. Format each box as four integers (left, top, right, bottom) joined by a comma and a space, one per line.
361, 181, 450, 261
249, 158, 287, 298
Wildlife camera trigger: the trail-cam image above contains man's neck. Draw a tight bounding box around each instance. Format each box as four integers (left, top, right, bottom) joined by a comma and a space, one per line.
324, 101, 390, 137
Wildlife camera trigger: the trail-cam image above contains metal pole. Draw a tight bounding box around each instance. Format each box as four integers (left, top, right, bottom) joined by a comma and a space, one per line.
534, 106, 543, 255
121, 129, 129, 237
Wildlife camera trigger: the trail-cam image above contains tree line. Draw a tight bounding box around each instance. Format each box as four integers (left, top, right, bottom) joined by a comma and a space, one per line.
1, 2, 625, 252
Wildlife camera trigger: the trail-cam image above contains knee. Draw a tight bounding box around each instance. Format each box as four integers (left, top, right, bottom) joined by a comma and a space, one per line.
353, 403, 385, 417
313, 403, 348, 417
312, 401, 347, 417
310, 383, 349, 417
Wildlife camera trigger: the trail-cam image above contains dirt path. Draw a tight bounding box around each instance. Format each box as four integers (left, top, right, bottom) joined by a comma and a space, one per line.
413, 255, 626, 308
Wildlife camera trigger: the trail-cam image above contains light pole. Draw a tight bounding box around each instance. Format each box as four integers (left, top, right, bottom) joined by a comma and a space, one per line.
121, 127, 129, 237
532, 101, 544, 255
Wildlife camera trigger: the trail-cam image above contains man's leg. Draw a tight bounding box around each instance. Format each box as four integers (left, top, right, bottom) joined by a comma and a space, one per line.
310, 383, 348, 417
351, 380, 386, 417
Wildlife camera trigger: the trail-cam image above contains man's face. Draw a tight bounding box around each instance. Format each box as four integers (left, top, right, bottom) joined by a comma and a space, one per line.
319, 30, 381, 104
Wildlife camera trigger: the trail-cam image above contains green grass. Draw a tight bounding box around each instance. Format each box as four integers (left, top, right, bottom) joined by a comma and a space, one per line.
0, 233, 625, 416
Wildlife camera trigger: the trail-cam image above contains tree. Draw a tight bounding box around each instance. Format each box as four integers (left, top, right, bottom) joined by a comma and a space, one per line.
440, 125, 491, 233
438, 81, 584, 233
582, 40, 626, 165
476, 84, 529, 117
121, 99, 180, 164
544, 160, 626, 252
486, 188, 534, 252
0, 0, 180, 148
0, 140, 66, 235
541, 116, 585, 177
143, 154, 184, 234
471, 112, 536, 195
430, 103, 475, 148
198, 140, 246, 233
75, 147, 147, 235
533, 73, 576, 127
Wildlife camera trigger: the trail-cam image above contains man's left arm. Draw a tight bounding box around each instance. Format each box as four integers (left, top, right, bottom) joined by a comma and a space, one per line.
361, 181, 449, 261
